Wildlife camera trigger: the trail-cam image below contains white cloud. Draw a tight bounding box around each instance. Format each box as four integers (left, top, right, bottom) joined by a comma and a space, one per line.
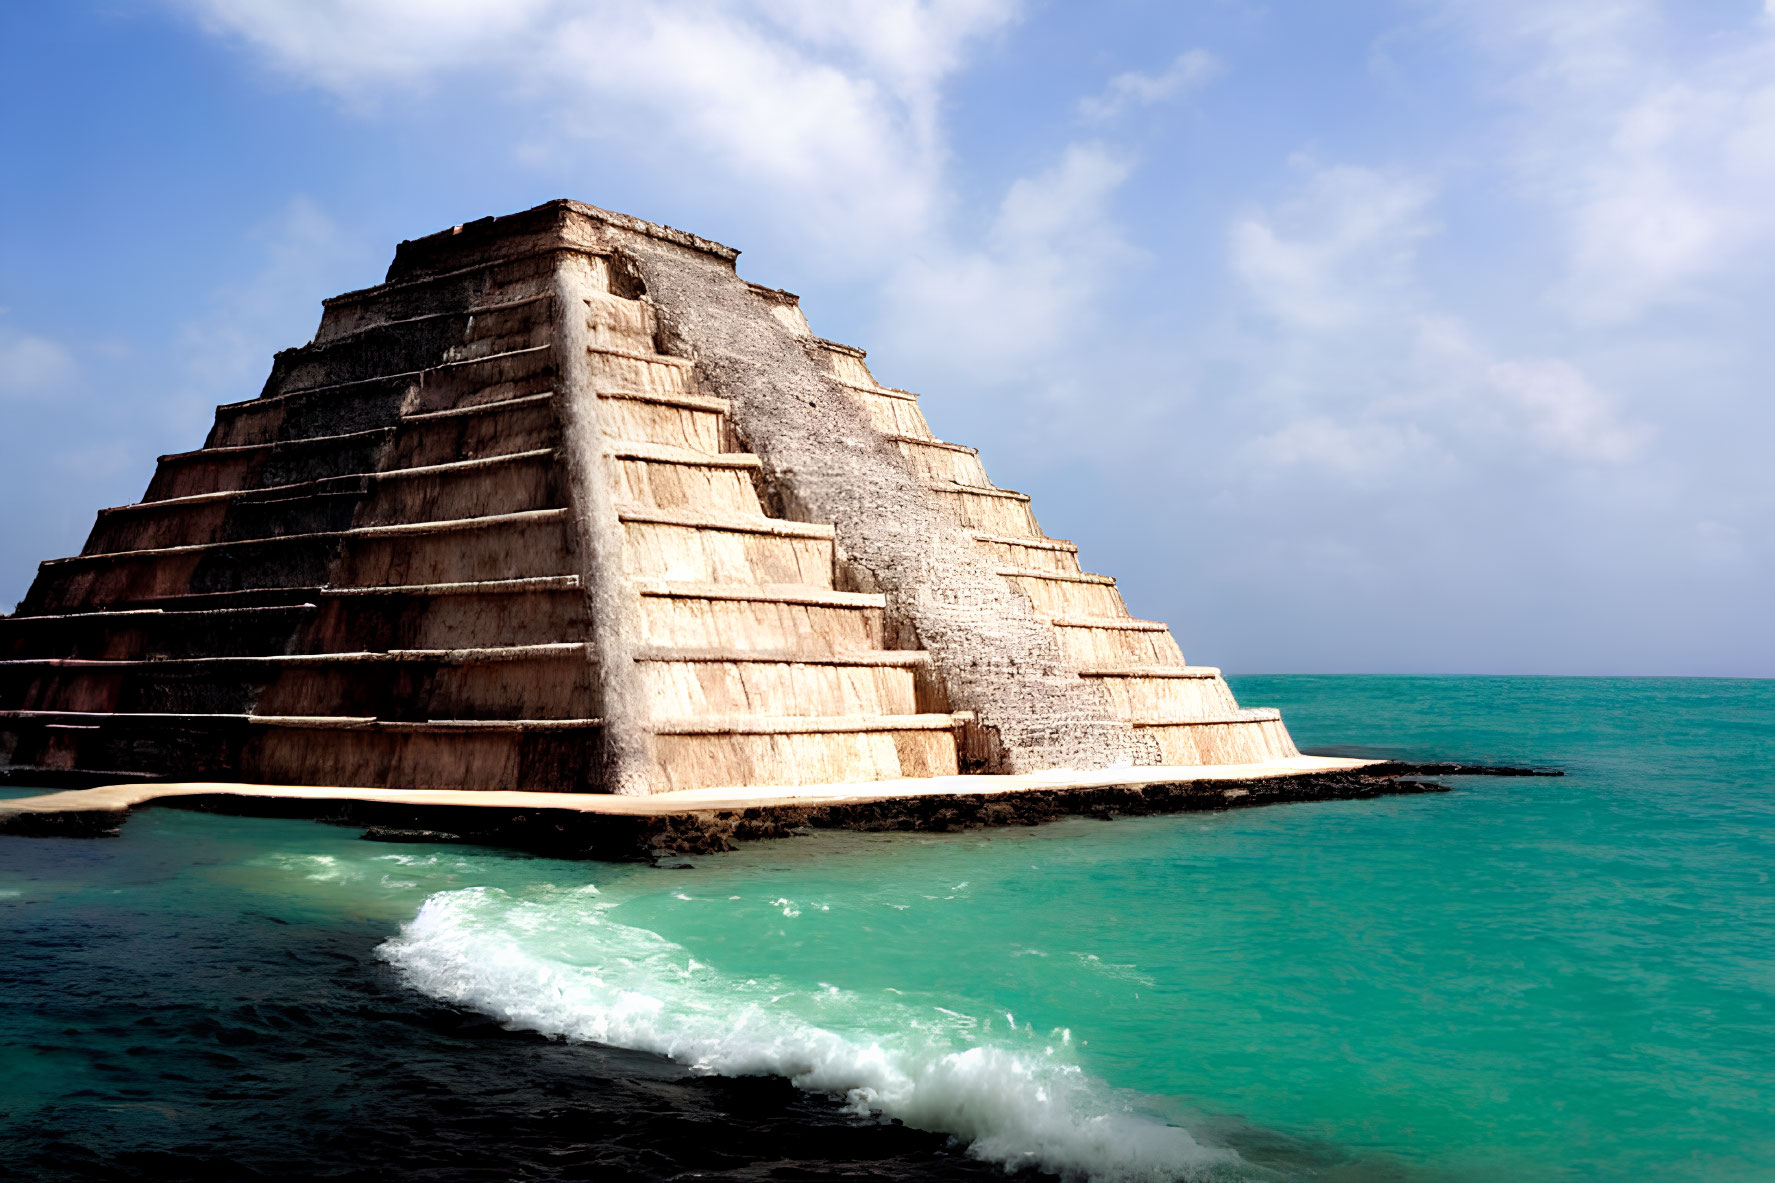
1247, 417, 1445, 482
170, 0, 1159, 455
0, 330, 80, 400
880, 141, 1139, 383
1078, 49, 1222, 120
1230, 163, 1436, 330
1227, 161, 1646, 472
177, 0, 559, 90
172, 0, 1021, 262
1559, 74, 1775, 322
1441, 0, 1775, 323
1411, 319, 1650, 463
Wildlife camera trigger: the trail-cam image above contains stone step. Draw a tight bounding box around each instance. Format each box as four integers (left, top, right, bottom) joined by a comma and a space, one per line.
887, 434, 971, 453
1042, 615, 1187, 667
636, 645, 924, 665
0, 708, 603, 791
266, 296, 552, 395
611, 443, 764, 516
339, 509, 577, 593
209, 344, 556, 448
928, 481, 1030, 501
652, 710, 962, 735
892, 436, 990, 485
998, 567, 1127, 618
84, 449, 562, 556
0, 602, 319, 661
0, 643, 598, 721
809, 340, 877, 389
307, 577, 587, 653
927, 481, 1042, 537
1078, 664, 1222, 678
316, 250, 558, 342
637, 648, 931, 719
635, 581, 890, 655
0, 708, 602, 730
598, 387, 730, 413
25, 509, 576, 615
833, 379, 922, 402
152, 393, 559, 501
319, 288, 554, 346
617, 506, 836, 587
0, 577, 586, 661
390, 391, 560, 470
1, 640, 588, 666
632, 579, 880, 607
967, 531, 1082, 574
1041, 614, 1173, 630
596, 388, 732, 454
1135, 711, 1299, 766
582, 286, 662, 355
1082, 670, 1243, 722
837, 381, 936, 439
150, 427, 393, 502
649, 713, 963, 792
583, 345, 694, 401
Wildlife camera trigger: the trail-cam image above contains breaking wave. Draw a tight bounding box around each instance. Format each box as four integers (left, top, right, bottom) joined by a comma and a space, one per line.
379, 886, 1249, 1182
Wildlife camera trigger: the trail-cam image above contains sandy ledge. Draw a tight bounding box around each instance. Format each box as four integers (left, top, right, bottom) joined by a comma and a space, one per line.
0, 756, 1486, 857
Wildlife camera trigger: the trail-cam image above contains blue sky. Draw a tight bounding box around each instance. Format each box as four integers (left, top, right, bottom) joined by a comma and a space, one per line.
3, 0, 1771, 676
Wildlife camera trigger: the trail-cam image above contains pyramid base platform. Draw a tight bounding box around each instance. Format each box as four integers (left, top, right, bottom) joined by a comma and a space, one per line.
0, 756, 1451, 858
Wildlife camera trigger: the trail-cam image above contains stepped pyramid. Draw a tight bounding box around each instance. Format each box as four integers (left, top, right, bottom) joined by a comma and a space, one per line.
0, 201, 1298, 795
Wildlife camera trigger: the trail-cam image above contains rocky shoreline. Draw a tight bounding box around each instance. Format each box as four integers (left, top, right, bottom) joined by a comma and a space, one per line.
0, 762, 1557, 859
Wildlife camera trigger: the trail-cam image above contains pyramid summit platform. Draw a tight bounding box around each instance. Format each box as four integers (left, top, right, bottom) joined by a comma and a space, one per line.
1, 199, 1325, 807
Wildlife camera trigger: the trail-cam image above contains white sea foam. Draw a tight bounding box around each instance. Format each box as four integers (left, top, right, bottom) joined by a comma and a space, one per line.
379, 886, 1247, 1182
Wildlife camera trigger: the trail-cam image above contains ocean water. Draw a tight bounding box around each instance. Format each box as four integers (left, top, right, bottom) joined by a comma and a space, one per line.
2, 676, 1771, 1181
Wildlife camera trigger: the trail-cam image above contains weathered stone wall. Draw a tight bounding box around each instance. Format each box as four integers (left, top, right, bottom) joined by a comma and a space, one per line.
567, 206, 1152, 774
550, 253, 653, 793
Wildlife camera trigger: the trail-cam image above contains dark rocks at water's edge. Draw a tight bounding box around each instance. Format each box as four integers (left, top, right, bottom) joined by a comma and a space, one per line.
1373, 761, 1563, 777
362, 826, 466, 844
640, 771, 1457, 856
1304, 750, 1564, 777
0, 757, 1565, 858
0, 806, 126, 838
0, 767, 1452, 858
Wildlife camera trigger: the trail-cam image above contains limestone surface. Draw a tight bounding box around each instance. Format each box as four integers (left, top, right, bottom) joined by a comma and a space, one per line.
0, 201, 1299, 793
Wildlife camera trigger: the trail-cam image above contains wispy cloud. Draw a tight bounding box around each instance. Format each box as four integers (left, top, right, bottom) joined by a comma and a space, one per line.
1230, 163, 1437, 331
172, 0, 1021, 264
167, 0, 1161, 463
1078, 49, 1222, 121
1228, 159, 1647, 475
0, 328, 80, 400
880, 141, 1139, 384
126, 0, 1769, 674
1441, 0, 1775, 324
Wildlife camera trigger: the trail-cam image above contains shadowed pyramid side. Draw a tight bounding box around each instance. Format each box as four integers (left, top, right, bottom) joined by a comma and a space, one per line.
0, 205, 966, 792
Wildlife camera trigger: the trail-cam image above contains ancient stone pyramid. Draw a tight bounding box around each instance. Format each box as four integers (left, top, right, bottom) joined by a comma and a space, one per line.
0, 201, 1298, 795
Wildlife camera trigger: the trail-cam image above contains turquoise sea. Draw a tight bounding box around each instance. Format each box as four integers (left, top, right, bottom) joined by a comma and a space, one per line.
2, 676, 1772, 1181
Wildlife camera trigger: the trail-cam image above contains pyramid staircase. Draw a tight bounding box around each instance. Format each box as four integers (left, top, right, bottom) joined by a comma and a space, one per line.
0, 200, 1294, 794
807, 341, 1296, 768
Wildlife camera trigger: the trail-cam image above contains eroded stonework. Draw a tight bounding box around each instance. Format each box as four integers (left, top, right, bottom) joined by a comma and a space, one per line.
0, 201, 1297, 793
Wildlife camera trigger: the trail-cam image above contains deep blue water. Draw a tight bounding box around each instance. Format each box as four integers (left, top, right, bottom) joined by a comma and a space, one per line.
2, 676, 1771, 1181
